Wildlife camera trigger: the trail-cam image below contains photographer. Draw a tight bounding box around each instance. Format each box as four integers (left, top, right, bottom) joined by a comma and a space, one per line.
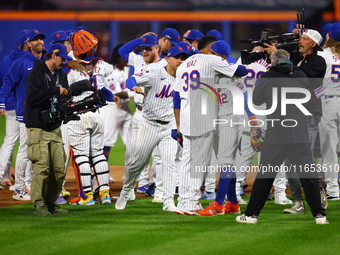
24, 43, 71, 216
236, 50, 328, 224
263, 28, 327, 213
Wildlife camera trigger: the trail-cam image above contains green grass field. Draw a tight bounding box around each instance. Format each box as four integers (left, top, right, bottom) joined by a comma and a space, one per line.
0, 196, 340, 255
1, 110, 340, 254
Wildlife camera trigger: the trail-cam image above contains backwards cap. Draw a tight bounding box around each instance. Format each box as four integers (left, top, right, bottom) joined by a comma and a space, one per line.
303, 29, 323, 51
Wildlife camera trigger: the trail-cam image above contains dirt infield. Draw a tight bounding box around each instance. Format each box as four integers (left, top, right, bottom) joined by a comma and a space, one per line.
0, 165, 256, 208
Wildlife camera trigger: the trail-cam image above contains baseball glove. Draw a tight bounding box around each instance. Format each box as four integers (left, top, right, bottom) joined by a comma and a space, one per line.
171, 129, 183, 147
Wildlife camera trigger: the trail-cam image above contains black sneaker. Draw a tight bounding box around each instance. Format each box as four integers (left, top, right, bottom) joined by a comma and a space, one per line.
34, 204, 51, 216
326, 195, 340, 201
48, 204, 68, 214
145, 183, 156, 196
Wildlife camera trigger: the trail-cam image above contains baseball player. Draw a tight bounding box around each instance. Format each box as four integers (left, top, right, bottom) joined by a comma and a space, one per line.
173, 37, 248, 215
318, 23, 340, 200
103, 43, 133, 160
0, 29, 29, 187
0, 29, 45, 201
118, 33, 167, 198
66, 29, 119, 206
181, 29, 204, 50
158, 28, 180, 58
197, 40, 258, 216
115, 45, 188, 212
206, 30, 223, 40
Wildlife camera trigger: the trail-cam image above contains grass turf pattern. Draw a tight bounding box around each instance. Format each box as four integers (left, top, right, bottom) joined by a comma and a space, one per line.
0, 196, 339, 255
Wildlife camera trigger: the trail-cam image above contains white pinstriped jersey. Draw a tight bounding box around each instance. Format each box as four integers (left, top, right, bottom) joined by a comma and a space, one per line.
174, 54, 238, 136
105, 66, 131, 105
133, 66, 175, 122
67, 59, 113, 102
236, 57, 269, 118
236, 57, 270, 89
217, 77, 246, 117
318, 47, 340, 96
128, 52, 167, 105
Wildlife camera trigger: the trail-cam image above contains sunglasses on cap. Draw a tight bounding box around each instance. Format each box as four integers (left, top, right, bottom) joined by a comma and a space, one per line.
141, 47, 153, 52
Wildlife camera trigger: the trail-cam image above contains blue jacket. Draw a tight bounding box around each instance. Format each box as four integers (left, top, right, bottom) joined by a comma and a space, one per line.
0, 48, 27, 111
0, 51, 43, 122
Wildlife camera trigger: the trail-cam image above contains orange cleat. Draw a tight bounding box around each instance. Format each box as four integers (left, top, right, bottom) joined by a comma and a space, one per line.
224, 201, 241, 214
198, 201, 224, 216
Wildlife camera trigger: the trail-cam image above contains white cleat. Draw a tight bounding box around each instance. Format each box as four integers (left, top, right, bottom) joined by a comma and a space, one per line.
152, 196, 164, 203
275, 198, 293, 205
236, 214, 258, 224
163, 204, 177, 212
115, 197, 128, 210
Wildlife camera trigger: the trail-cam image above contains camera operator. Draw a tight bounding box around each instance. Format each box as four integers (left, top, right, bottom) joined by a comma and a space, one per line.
236, 49, 328, 224
264, 29, 326, 137
263, 29, 327, 213
24, 43, 72, 216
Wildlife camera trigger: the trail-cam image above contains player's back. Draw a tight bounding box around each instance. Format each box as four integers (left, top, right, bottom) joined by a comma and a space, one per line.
176, 54, 237, 136
318, 47, 340, 95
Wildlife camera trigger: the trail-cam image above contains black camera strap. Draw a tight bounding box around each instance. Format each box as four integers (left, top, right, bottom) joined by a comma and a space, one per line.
45, 73, 60, 88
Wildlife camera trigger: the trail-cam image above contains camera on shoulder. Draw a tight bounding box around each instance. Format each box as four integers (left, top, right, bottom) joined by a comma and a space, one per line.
41, 79, 107, 124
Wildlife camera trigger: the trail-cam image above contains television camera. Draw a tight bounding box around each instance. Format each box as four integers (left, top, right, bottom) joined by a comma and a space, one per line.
240, 9, 307, 65
41, 79, 107, 124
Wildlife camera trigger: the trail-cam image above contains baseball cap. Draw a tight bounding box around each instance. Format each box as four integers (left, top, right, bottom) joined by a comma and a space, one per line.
46, 43, 72, 60
182, 30, 204, 41
49, 30, 68, 44
140, 34, 159, 47
167, 46, 189, 58
177, 41, 195, 55
161, 28, 180, 45
26, 29, 46, 42
65, 30, 74, 40
18, 29, 29, 46
206, 30, 223, 40
326, 23, 340, 42
210, 40, 231, 57
302, 29, 323, 51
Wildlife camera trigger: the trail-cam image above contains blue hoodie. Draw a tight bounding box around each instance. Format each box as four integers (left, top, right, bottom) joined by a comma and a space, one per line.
0, 51, 43, 122
0, 48, 27, 111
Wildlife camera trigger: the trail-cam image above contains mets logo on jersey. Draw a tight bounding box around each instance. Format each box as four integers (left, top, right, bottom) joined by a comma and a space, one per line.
156, 84, 173, 98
